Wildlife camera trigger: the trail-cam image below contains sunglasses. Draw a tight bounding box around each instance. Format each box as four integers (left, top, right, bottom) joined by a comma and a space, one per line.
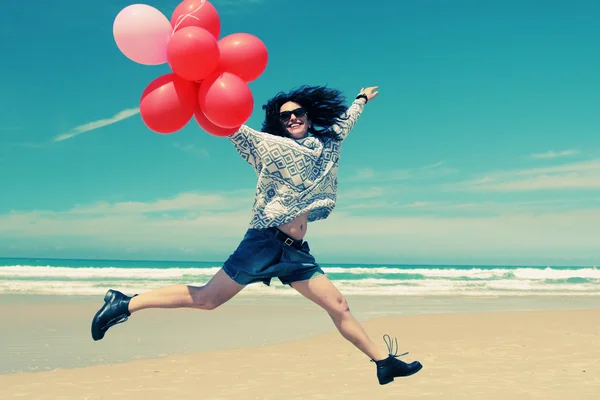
279, 107, 307, 122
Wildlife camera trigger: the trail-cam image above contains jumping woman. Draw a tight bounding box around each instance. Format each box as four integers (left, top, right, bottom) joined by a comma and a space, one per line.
91, 85, 423, 385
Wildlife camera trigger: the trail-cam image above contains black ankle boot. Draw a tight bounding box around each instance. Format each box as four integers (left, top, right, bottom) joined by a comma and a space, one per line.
91, 289, 137, 341
373, 334, 423, 385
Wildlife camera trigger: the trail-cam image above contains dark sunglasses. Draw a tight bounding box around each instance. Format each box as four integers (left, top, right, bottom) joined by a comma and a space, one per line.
279, 107, 307, 122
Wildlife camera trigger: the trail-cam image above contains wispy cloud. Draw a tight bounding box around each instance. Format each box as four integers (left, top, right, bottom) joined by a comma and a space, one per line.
348, 160, 457, 182
339, 186, 385, 201
68, 191, 253, 215
531, 149, 579, 159
396, 198, 600, 214
0, 192, 254, 249
338, 195, 600, 216
449, 159, 600, 192
308, 208, 600, 264
53, 107, 139, 142
173, 143, 210, 158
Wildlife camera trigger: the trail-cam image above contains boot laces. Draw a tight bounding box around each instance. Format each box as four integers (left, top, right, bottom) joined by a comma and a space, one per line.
370, 334, 408, 362
383, 334, 408, 358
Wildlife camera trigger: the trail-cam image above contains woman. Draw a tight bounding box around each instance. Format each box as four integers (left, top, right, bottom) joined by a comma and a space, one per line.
91, 85, 422, 385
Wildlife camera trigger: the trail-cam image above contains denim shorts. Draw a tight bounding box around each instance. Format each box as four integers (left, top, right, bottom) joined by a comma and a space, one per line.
222, 227, 325, 286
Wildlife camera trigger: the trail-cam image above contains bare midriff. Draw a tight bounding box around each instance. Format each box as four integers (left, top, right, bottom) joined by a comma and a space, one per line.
277, 211, 309, 240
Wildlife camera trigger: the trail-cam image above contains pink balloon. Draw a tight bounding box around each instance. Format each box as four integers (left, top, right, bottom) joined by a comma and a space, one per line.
198, 72, 254, 129
140, 74, 198, 134
113, 4, 172, 65
218, 33, 268, 82
167, 26, 220, 81
171, 0, 220, 39
194, 108, 240, 137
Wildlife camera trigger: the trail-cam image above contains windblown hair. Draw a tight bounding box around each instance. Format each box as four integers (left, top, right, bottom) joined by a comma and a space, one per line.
261, 85, 349, 139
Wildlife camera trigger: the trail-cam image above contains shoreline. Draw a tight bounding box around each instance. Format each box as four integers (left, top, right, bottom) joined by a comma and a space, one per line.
1, 293, 598, 375
1, 307, 598, 399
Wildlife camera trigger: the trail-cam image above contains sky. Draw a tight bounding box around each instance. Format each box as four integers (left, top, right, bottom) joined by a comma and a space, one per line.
1, 0, 600, 266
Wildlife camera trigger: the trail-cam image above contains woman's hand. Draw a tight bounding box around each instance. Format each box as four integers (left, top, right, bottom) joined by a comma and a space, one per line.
359, 86, 379, 102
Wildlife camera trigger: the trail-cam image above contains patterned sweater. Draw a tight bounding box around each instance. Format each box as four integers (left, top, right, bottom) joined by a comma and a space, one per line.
229, 99, 365, 229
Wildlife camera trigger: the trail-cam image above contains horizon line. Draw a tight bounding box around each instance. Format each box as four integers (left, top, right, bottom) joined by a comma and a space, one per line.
0, 255, 596, 268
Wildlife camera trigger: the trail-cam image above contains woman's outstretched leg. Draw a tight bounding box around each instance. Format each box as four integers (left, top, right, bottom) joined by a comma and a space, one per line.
129, 269, 244, 312
91, 268, 244, 341
290, 274, 422, 385
291, 274, 388, 361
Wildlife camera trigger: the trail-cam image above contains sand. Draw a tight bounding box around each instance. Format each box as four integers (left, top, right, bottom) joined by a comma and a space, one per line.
0, 304, 598, 399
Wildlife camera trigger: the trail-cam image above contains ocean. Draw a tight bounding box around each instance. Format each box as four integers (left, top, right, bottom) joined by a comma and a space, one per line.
1, 257, 598, 297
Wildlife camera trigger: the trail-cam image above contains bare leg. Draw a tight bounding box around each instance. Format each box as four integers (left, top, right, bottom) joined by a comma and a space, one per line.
291, 275, 388, 361
128, 269, 244, 313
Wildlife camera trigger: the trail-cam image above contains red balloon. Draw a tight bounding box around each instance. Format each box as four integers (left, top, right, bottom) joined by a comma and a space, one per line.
171, 0, 220, 39
140, 73, 198, 134
198, 72, 254, 128
194, 108, 240, 136
167, 26, 219, 81
217, 33, 268, 82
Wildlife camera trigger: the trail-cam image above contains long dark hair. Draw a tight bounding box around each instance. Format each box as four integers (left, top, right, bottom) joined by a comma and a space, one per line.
261, 85, 349, 139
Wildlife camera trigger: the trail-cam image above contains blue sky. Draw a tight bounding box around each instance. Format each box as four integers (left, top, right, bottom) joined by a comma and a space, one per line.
1, 0, 599, 265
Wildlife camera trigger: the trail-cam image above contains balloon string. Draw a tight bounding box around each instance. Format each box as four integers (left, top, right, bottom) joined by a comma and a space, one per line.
172, 0, 206, 35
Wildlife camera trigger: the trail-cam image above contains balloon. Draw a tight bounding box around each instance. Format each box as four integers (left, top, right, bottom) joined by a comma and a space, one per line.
171, 0, 220, 39
198, 72, 254, 128
113, 4, 172, 65
140, 73, 198, 134
194, 108, 240, 136
167, 26, 220, 81
217, 33, 268, 82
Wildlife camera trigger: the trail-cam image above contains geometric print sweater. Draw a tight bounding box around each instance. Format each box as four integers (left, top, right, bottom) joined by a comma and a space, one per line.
229, 99, 366, 229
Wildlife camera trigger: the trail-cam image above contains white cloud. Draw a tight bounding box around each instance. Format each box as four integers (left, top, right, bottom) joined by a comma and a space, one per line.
512, 159, 600, 176
403, 201, 436, 208
450, 159, 600, 192
391, 198, 600, 214
1, 191, 599, 264
172, 143, 210, 158
348, 160, 457, 182
531, 149, 578, 159
339, 186, 385, 201
53, 107, 139, 142
338, 196, 600, 217
306, 208, 600, 264
0, 192, 254, 252
473, 174, 600, 191
351, 168, 375, 180
67, 191, 253, 215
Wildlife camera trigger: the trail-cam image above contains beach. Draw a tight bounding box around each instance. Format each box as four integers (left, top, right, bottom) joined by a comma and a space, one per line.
0, 293, 599, 399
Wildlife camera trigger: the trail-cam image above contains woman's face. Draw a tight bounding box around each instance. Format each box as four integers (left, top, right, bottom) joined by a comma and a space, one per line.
279, 101, 310, 139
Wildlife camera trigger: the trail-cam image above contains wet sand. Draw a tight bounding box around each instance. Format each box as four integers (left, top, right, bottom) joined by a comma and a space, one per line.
1, 293, 599, 398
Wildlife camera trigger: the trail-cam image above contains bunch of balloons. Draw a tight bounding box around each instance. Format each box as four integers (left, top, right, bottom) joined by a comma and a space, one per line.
113, 0, 268, 136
